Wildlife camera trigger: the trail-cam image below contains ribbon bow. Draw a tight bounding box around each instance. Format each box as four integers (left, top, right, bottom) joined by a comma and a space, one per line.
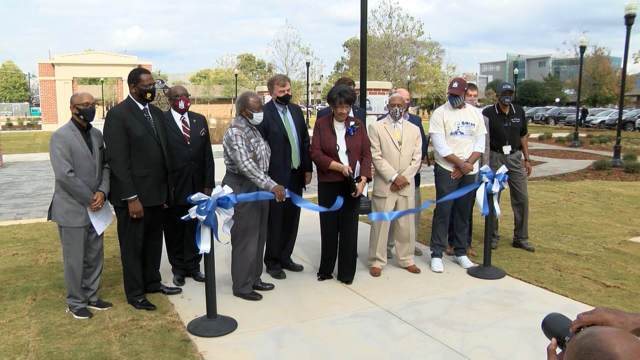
181, 185, 236, 254
475, 165, 509, 218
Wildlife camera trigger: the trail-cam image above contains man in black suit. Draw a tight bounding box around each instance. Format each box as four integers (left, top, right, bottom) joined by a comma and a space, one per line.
103, 67, 182, 312
162, 85, 214, 287
257, 74, 313, 280
316, 77, 366, 122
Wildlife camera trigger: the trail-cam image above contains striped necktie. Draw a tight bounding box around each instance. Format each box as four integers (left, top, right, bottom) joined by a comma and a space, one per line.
142, 107, 157, 135
181, 115, 190, 143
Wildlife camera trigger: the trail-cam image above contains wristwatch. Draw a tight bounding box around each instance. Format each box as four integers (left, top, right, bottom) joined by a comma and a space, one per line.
524, 158, 531, 162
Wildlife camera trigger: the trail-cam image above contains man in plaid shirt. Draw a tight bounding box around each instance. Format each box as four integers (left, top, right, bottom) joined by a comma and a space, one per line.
222, 91, 286, 301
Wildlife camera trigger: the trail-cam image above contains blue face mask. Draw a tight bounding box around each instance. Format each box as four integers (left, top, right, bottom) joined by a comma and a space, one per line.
448, 95, 465, 108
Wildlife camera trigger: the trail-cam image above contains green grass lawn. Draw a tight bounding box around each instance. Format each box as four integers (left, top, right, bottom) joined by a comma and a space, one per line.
0, 221, 199, 359
1, 131, 53, 154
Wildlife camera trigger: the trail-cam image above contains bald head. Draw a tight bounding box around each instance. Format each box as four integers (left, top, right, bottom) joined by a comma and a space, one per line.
168, 85, 188, 98
70, 92, 94, 106
395, 88, 410, 103
236, 91, 262, 116
565, 326, 640, 360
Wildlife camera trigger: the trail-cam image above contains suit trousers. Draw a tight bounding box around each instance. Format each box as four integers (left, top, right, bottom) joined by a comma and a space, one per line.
264, 168, 302, 270
489, 151, 529, 243
224, 172, 269, 294
387, 186, 421, 250
318, 181, 360, 283
115, 205, 164, 303
369, 191, 415, 268
58, 224, 104, 309
448, 201, 474, 247
163, 205, 202, 275
429, 164, 475, 258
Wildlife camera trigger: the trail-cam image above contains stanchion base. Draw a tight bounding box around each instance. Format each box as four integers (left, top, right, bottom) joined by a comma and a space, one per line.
467, 265, 507, 280
187, 314, 238, 338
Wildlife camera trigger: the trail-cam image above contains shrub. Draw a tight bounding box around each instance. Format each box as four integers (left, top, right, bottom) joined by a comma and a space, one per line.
589, 138, 598, 145
16, 117, 25, 126
555, 136, 567, 143
5, 120, 13, 127
593, 159, 613, 170
586, 133, 595, 138
623, 153, 638, 162
601, 144, 607, 149
625, 162, 640, 173
543, 132, 553, 138
597, 135, 611, 143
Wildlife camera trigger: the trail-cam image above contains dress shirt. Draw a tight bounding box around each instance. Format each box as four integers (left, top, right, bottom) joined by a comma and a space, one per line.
273, 101, 300, 164
333, 118, 349, 166
71, 117, 93, 154
170, 108, 190, 136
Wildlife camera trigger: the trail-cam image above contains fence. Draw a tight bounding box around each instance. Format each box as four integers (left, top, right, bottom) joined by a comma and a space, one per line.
0, 103, 31, 118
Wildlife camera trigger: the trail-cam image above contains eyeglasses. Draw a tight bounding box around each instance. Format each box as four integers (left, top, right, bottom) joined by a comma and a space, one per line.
388, 105, 405, 109
74, 103, 96, 109
136, 84, 155, 90
169, 94, 191, 99
333, 106, 351, 112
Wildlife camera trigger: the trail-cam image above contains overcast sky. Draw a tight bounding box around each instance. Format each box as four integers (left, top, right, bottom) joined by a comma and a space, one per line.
3, 0, 640, 78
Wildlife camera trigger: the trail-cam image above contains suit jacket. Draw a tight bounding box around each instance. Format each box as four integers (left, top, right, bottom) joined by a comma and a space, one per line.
317, 104, 366, 122
310, 114, 372, 183
368, 115, 422, 198
164, 110, 215, 206
48, 120, 110, 227
377, 113, 427, 186
256, 100, 312, 187
103, 96, 173, 208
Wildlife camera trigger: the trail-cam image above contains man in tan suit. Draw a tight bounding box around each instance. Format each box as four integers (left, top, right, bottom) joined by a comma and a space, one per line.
368, 93, 423, 277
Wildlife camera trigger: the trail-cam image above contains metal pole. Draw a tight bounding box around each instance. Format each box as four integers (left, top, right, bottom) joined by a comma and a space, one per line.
570, 46, 586, 148
514, 73, 518, 103
306, 61, 310, 128
613, 13, 635, 167
101, 79, 105, 119
467, 193, 507, 280
359, 0, 368, 129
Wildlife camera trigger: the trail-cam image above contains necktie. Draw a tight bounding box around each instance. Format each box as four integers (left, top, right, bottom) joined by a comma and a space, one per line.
181, 115, 190, 143
282, 107, 299, 168
394, 121, 402, 149
142, 107, 158, 135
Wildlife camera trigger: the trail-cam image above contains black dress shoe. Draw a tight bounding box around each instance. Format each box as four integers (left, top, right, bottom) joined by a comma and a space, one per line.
491, 241, 498, 250
283, 262, 304, 272
513, 242, 535, 252
189, 271, 205, 282
173, 274, 185, 287
252, 281, 275, 291
148, 285, 183, 295
266, 268, 287, 280
233, 291, 263, 301
131, 298, 157, 311
317, 273, 333, 281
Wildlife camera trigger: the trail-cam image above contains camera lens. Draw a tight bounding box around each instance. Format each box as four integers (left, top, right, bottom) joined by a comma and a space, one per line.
541, 313, 575, 351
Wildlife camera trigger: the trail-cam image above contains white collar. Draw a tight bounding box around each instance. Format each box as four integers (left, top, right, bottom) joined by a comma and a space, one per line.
129, 94, 148, 111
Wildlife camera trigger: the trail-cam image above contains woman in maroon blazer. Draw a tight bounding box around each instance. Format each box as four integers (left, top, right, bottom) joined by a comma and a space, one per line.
310, 85, 372, 284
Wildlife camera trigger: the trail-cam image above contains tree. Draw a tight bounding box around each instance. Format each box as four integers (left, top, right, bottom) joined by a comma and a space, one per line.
152, 70, 167, 81
485, 79, 503, 93
170, 80, 188, 86
266, 19, 313, 80
236, 53, 275, 90
542, 73, 567, 105
483, 89, 497, 105
189, 69, 216, 85
515, 80, 547, 106
0, 60, 30, 102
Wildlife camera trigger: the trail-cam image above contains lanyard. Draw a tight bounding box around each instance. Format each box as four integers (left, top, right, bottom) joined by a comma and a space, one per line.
502, 114, 512, 146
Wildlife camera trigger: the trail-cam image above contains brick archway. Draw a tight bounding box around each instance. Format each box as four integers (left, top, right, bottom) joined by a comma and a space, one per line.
37, 51, 151, 131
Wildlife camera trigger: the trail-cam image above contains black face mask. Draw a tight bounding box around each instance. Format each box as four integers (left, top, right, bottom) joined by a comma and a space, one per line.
275, 93, 291, 106
75, 107, 96, 122
137, 86, 156, 103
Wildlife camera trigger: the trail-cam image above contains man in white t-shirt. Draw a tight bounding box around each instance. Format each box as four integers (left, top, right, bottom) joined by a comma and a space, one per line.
428, 78, 486, 273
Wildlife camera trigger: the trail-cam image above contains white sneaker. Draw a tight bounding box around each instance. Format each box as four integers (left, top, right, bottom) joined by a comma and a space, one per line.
430, 258, 444, 273
453, 255, 475, 269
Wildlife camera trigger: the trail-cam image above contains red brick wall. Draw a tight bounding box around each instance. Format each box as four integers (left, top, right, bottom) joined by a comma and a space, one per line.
140, 64, 152, 71
117, 78, 124, 103
72, 79, 78, 94
39, 63, 58, 125
355, 88, 390, 96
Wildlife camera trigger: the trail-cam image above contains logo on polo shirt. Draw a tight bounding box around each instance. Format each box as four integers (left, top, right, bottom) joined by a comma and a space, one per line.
512, 118, 521, 123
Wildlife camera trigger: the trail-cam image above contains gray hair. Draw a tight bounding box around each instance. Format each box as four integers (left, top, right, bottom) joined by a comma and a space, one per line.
236, 91, 260, 114
388, 93, 405, 102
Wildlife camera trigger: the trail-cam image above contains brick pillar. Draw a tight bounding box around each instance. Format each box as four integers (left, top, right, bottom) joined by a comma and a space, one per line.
38, 63, 58, 126
117, 78, 124, 103
72, 79, 78, 94
140, 64, 152, 71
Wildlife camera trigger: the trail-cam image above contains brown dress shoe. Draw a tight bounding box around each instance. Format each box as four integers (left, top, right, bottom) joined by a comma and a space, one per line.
466, 247, 478, 257
445, 245, 455, 256
404, 265, 421, 274
370, 267, 381, 277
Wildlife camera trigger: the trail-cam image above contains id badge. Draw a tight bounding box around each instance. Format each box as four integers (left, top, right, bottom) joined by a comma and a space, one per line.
502, 145, 512, 154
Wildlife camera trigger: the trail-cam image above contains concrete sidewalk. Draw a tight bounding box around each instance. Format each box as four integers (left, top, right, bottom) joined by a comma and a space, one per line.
161, 210, 591, 360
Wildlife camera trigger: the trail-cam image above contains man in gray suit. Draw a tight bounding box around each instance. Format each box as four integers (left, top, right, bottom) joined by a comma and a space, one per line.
48, 92, 111, 319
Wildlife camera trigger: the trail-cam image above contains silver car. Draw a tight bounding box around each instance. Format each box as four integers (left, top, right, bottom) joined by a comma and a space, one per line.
585, 110, 627, 128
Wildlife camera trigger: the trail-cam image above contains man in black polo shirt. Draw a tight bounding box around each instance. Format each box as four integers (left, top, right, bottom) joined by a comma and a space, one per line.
482, 82, 534, 252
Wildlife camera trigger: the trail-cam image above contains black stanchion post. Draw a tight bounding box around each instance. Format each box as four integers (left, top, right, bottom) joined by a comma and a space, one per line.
467, 192, 506, 280
187, 232, 238, 337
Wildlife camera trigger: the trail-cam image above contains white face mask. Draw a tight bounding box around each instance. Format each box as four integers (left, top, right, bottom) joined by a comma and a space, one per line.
246, 110, 264, 125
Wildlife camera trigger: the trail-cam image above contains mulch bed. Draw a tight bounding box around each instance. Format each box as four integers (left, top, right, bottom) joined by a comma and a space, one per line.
529, 150, 608, 161
530, 165, 640, 182
1, 126, 42, 131
529, 137, 640, 154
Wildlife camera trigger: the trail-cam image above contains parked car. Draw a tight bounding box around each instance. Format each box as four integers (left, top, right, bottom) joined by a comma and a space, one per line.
532, 107, 560, 124
536, 107, 573, 125
584, 110, 628, 128
565, 108, 608, 126
602, 109, 640, 131
525, 107, 552, 123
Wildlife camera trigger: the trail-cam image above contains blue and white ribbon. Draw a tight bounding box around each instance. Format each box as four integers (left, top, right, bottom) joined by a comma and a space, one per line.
368, 166, 508, 222
183, 185, 344, 254
475, 165, 509, 218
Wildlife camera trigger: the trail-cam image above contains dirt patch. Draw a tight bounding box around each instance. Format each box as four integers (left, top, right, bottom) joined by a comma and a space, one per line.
529, 137, 640, 154
530, 160, 546, 167
530, 165, 640, 182
529, 150, 608, 161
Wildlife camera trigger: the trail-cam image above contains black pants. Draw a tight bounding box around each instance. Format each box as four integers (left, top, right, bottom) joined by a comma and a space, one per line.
318, 181, 360, 283
448, 202, 473, 248
163, 205, 201, 276
264, 168, 303, 270
429, 164, 475, 258
115, 205, 164, 303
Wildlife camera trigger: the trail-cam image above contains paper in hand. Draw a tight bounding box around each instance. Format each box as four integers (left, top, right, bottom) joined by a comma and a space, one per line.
87, 201, 114, 235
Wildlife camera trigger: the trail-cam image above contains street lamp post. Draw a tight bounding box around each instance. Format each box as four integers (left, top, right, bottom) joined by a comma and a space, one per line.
100, 78, 105, 119
513, 68, 519, 102
555, 97, 560, 108
406, 75, 411, 94
570, 33, 588, 148
306, 55, 310, 129
613, 0, 638, 167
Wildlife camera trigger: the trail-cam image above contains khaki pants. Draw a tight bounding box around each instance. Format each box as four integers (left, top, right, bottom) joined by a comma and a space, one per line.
369, 192, 415, 268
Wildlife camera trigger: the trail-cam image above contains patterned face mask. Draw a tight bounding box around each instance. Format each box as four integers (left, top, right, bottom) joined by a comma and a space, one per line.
499, 95, 513, 106
448, 95, 465, 108
389, 107, 403, 121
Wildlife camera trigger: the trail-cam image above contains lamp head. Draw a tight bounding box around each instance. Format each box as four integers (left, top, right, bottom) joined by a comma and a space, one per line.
514, 68, 519, 75
625, 0, 638, 16
100, 78, 104, 82
407, 75, 411, 81
305, 55, 310, 64
234, 68, 238, 75
579, 33, 588, 47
